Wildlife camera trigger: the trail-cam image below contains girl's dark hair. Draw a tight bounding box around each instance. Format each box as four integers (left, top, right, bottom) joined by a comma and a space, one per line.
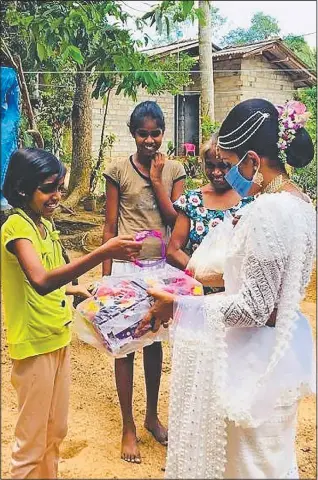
3, 148, 66, 207
128, 101, 165, 135
218, 98, 314, 168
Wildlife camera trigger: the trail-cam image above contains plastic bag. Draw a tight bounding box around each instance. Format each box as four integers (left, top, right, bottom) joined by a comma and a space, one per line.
1, 67, 20, 208
74, 293, 162, 358
74, 263, 203, 358
187, 211, 234, 277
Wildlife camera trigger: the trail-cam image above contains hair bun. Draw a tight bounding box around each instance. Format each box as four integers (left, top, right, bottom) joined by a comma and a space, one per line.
286, 127, 315, 168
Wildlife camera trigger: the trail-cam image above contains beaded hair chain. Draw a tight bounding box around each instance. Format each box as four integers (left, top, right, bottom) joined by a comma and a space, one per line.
216, 101, 310, 163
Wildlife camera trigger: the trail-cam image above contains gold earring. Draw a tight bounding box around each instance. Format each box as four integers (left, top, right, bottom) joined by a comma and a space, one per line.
253, 171, 264, 187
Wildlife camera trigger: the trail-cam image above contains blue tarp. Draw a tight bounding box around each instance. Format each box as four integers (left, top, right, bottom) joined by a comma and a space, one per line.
1, 66, 20, 208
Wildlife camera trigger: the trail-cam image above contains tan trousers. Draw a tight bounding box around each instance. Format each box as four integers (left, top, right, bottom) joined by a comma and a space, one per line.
10, 346, 70, 479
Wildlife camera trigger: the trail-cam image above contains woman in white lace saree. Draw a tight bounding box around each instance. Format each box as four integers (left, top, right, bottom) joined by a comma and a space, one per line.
136, 99, 316, 479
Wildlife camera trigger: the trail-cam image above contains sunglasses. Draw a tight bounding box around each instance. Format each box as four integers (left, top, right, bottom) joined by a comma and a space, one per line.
135, 128, 163, 138
205, 161, 232, 171
37, 182, 65, 194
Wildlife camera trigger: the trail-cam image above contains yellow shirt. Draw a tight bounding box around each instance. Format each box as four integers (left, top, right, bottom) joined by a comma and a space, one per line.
1, 209, 72, 359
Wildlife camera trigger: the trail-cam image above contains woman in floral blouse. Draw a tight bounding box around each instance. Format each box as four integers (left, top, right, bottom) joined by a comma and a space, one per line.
167, 133, 254, 291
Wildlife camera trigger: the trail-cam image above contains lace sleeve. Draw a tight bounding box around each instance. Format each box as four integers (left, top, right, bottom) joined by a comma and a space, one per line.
174, 193, 314, 331
205, 197, 292, 327
216, 255, 286, 327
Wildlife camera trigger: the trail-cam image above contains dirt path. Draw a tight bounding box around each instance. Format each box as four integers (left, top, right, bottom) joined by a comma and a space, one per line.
1, 257, 316, 479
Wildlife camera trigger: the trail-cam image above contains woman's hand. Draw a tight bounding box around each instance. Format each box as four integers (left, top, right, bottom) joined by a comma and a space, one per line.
150, 153, 165, 184
136, 288, 176, 335
194, 272, 224, 288
185, 266, 224, 288
103, 235, 142, 262
66, 284, 92, 298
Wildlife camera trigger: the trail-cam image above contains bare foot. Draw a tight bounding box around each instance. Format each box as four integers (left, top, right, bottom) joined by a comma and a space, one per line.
121, 427, 141, 464
144, 417, 168, 446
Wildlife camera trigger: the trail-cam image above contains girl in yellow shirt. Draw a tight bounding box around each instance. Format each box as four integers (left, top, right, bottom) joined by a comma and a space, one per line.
1, 148, 142, 479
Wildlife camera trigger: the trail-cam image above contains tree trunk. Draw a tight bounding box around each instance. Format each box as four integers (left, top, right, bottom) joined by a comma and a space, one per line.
13, 55, 44, 148
90, 87, 111, 193
199, 0, 215, 141
52, 124, 63, 158
65, 72, 92, 208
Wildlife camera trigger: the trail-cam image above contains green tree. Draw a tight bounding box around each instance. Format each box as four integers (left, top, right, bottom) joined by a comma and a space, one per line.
38, 74, 74, 158
1, 1, 38, 72
142, 1, 204, 32
149, 5, 226, 47
143, 1, 217, 139
199, 0, 215, 130
292, 86, 317, 199
221, 15, 317, 199
1, 1, 49, 147
283, 35, 316, 70
281, 36, 316, 199
221, 12, 280, 46
6, 1, 195, 207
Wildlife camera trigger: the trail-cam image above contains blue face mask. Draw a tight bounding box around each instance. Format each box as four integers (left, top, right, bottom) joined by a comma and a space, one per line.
225, 152, 255, 197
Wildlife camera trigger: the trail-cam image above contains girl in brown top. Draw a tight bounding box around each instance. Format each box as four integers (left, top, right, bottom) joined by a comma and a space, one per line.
103, 101, 186, 463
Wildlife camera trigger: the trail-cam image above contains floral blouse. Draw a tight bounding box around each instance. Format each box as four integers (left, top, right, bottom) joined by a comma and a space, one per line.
174, 189, 254, 255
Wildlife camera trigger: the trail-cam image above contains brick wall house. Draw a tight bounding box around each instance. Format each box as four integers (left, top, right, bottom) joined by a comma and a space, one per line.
92, 89, 175, 162
92, 38, 316, 161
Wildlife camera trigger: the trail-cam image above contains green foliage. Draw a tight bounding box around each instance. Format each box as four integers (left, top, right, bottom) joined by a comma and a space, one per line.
288, 38, 316, 200
201, 116, 220, 142
167, 140, 176, 157
177, 155, 203, 179
149, 5, 226, 47
19, 114, 53, 150
292, 159, 317, 200
100, 132, 116, 160
221, 12, 280, 46
4, 0, 197, 201
17, 73, 74, 159
6, 2, 132, 70
19, 114, 34, 147
283, 35, 316, 70
216, 11, 316, 200
39, 75, 73, 124
209, 6, 227, 31
1, 1, 39, 70
185, 176, 202, 190
149, 53, 196, 96
36, 119, 53, 150
174, 152, 205, 191
142, 1, 212, 39
90, 161, 106, 196
180, 154, 209, 190
91, 132, 117, 194
143, 1, 195, 27
6, 1, 195, 103
292, 86, 317, 199
111, 51, 196, 100
61, 149, 72, 166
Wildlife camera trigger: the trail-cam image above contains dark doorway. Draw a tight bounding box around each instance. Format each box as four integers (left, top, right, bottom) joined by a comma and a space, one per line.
175, 94, 200, 156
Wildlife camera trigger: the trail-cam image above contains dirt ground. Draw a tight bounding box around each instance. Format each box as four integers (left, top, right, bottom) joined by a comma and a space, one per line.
1, 208, 317, 479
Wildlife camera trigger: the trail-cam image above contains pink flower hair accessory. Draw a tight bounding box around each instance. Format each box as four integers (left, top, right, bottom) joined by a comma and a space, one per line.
275, 101, 311, 163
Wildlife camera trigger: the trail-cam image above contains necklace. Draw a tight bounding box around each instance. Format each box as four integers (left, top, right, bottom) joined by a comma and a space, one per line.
262, 174, 302, 194
262, 175, 288, 193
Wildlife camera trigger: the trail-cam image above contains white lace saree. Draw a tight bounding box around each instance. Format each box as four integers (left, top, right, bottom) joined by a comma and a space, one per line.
166, 192, 316, 479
